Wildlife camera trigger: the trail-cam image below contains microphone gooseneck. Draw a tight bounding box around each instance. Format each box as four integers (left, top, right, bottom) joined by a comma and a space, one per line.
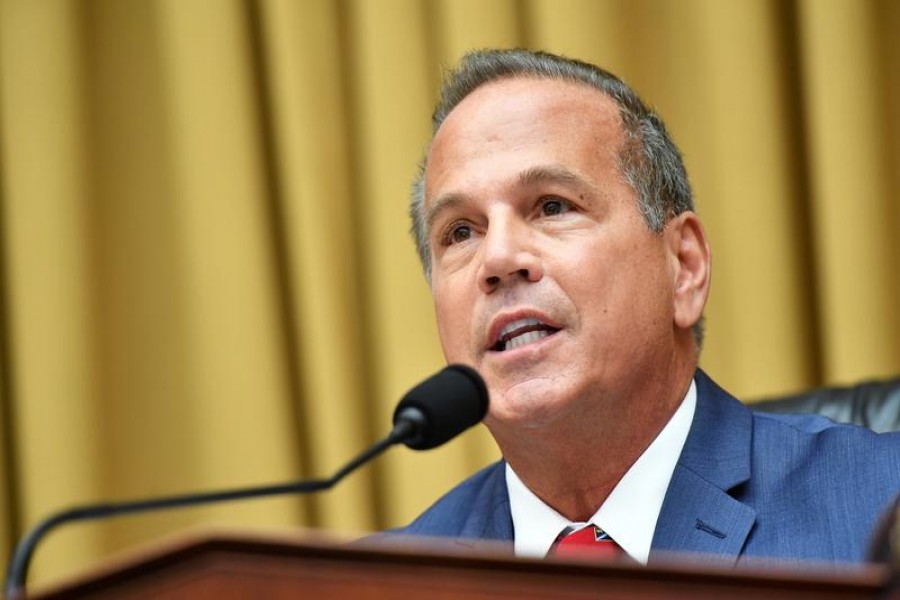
4, 364, 488, 600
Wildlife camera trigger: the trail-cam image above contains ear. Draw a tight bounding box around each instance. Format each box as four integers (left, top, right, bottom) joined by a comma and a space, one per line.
664, 212, 711, 335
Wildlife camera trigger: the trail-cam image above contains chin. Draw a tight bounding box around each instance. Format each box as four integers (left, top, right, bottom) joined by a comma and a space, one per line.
483, 380, 576, 431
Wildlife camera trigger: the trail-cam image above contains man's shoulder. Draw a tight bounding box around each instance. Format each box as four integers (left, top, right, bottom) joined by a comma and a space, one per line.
671, 371, 900, 563
697, 369, 900, 461
696, 369, 900, 447
751, 408, 900, 468
690, 369, 900, 503
390, 460, 511, 539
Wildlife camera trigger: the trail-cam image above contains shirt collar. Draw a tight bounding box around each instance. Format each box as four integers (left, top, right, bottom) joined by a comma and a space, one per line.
506, 379, 697, 564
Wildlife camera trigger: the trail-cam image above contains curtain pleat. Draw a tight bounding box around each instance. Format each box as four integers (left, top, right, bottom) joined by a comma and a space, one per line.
1, 0, 898, 586
1, 0, 105, 581
253, 0, 374, 531
797, 0, 900, 382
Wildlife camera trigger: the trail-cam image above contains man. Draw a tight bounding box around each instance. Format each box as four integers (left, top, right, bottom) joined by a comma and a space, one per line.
395, 48, 900, 565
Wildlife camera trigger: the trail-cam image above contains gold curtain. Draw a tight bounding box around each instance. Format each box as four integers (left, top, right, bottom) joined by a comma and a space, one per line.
1, 0, 898, 586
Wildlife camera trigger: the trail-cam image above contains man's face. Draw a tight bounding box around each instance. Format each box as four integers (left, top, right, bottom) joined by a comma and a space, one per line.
424, 78, 681, 432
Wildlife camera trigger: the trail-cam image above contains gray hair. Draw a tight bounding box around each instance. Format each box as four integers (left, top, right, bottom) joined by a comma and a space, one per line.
410, 48, 703, 346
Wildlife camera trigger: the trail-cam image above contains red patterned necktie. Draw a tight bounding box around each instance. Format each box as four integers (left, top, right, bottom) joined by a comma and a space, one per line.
548, 524, 624, 560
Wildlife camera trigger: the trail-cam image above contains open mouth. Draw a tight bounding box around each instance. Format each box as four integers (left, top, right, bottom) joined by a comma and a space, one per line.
490, 317, 561, 352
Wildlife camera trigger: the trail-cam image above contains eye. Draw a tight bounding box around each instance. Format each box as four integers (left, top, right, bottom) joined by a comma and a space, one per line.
539, 197, 572, 216
441, 221, 473, 246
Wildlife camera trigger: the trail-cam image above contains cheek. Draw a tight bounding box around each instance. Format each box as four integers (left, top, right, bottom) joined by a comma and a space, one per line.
607, 250, 675, 338
557, 248, 617, 307
566, 239, 671, 324
433, 284, 471, 360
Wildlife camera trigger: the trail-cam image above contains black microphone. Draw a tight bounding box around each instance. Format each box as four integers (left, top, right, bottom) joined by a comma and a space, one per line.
395, 364, 489, 450
4, 364, 488, 599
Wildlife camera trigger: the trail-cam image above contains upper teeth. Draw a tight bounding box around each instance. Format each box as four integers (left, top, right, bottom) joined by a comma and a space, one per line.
498, 318, 542, 340
506, 329, 550, 351
495, 317, 555, 351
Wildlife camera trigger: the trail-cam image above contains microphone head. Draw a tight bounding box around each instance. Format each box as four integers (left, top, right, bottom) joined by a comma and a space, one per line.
393, 364, 489, 450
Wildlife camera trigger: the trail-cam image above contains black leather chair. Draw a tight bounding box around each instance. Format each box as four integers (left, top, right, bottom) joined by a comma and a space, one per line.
751, 376, 900, 433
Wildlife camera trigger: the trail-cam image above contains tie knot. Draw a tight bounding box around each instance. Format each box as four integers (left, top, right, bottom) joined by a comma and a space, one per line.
548, 524, 624, 560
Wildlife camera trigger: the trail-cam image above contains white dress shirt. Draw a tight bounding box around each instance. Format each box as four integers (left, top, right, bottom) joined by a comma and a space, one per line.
506, 379, 697, 564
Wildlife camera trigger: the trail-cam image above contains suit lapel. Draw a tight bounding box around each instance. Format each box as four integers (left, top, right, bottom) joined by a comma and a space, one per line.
651, 466, 756, 565
650, 370, 757, 565
451, 461, 515, 552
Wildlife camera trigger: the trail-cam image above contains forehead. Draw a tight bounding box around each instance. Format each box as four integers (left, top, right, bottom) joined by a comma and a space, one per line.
424, 77, 626, 203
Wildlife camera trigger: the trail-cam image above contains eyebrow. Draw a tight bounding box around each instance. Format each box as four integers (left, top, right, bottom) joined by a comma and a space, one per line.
425, 193, 467, 237
516, 164, 587, 188
424, 164, 593, 235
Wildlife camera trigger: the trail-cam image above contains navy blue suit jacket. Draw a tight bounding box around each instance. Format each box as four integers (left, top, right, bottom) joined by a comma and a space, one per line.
392, 371, 900, 565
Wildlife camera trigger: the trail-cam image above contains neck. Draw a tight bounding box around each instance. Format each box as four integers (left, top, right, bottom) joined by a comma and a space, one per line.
491, 361, 695, 522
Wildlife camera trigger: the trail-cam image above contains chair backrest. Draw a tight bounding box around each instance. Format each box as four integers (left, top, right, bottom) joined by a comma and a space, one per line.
751, 377, 900, 433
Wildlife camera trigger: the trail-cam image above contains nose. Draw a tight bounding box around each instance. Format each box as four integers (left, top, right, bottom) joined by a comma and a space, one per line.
476, 217, 543, 293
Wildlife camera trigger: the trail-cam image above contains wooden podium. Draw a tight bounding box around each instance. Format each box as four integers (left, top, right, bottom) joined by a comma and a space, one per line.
26, 531, 889, 599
